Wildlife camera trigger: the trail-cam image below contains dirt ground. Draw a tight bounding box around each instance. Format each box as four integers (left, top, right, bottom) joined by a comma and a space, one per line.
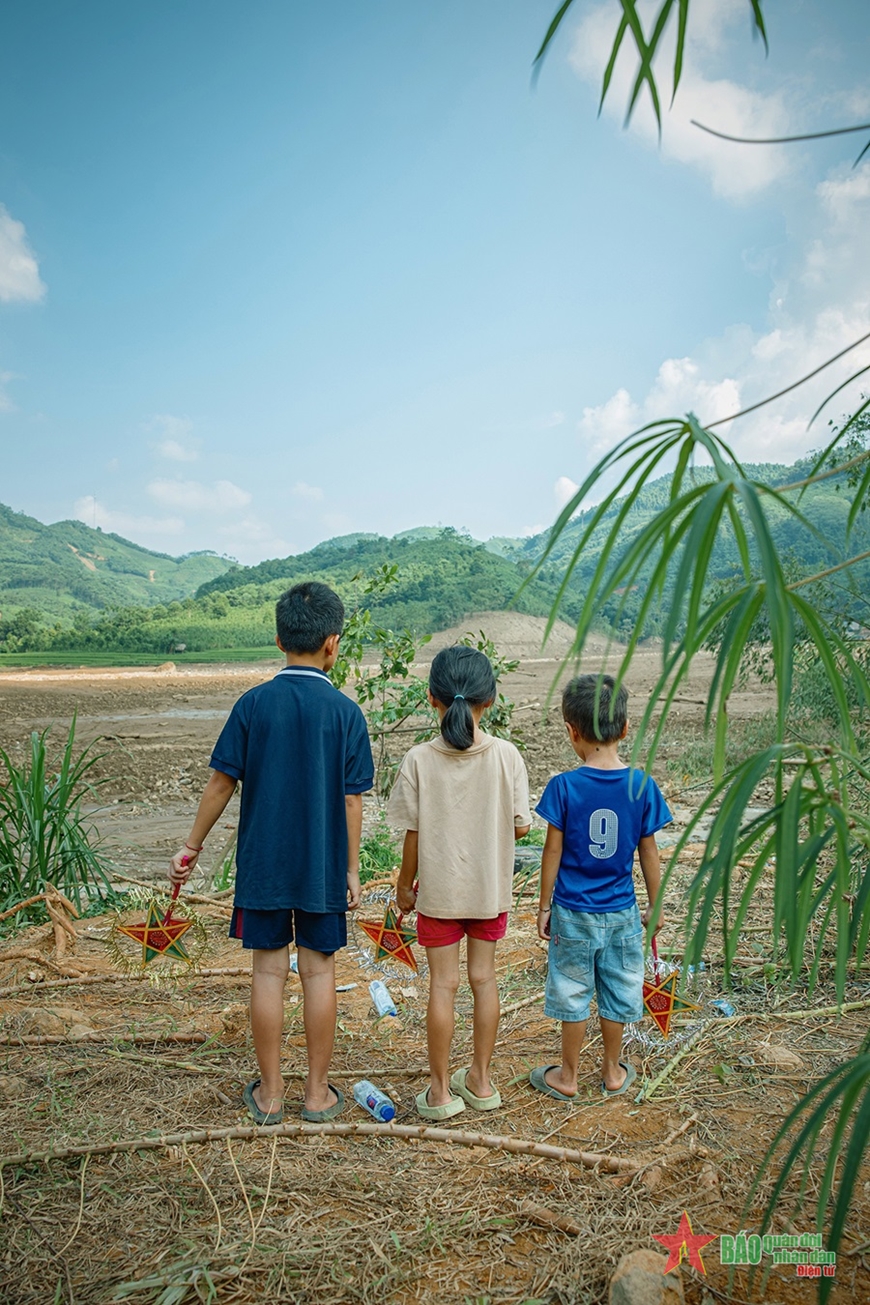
0, 614, 867, 1304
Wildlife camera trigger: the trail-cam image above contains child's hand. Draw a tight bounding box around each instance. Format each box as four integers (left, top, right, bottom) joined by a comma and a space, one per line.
169, 849, 197, 885
396, 881, 417, 914
642, 903, 665, 934
346, 868, 361, 910
537, 906, 551, 941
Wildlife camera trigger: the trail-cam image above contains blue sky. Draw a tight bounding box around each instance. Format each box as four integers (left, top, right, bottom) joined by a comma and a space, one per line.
1, 0, 868, 562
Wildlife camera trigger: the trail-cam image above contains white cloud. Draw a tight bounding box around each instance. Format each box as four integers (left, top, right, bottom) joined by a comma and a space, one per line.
74, 496, 184, 538
291, 481, 324, 502
536, 411, 566, 430
567, 0, 793, 199
215, 516, 290, 560
0, 369, 17, 412
570, 149, 870, 478
554, 475, 581, 510
145, 414, 198, 462
0, 205, 46, 303
146, 478, 252, 511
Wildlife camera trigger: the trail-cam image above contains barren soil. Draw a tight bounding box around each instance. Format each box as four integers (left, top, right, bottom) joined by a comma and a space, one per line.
0, 615, 867, 1304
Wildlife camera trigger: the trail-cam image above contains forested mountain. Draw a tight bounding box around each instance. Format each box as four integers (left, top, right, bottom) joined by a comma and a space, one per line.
2, 454, 868, 656
0, 504, 229, 621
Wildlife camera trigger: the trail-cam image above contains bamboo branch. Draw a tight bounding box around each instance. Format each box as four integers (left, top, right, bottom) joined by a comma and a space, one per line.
0, 1121, 640, 1173
0, 1031, 212, 1047
636, 1024, 710, 1102
0, 965, 251, 999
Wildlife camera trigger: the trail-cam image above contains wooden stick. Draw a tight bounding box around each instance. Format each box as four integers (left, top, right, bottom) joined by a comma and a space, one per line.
0, 965, 252, 999
0, 1031, 213, 1047
661, 1112, 698, 1147
501, 992, 544, 1016
0, 1121, 640, 1173
636, 1025, 710, 1102
0, 895, 48, 923
110, 871, 234, 904
519, 1201, 583, 1235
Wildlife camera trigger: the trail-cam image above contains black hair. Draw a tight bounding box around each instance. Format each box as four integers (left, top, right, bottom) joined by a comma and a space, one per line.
275, 581, 344, 654
429, 645, 497, 751
562, 673, 628, 743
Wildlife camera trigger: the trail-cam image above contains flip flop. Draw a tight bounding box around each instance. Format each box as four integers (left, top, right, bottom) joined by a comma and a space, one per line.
301, 1084, 345, 1122
450, 1067, 501, 1111
415, 1088, 466, 1121
243, 1079, 283, 1126
601, 1061, 637, 1098
529, 1065, 577, 1102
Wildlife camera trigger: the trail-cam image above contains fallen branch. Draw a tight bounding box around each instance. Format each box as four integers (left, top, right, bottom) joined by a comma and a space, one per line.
0, 1120, 640, 1173
519, 1201, 583, 1235
110, 871, 234, 905
501, 993, 543, 1016
0, 965, 251, 999
0, 1030, 213, 1047
636, 1025, 711, 1103
661, 1112, 699, 1148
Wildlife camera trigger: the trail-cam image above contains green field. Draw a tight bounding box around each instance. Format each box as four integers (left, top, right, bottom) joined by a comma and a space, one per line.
0, 647, 282, 669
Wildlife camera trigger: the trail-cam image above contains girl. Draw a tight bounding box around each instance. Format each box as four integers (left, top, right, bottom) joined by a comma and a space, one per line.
389, 646, 531, 1120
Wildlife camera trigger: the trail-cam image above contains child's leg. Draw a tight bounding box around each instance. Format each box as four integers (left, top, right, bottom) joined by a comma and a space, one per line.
543, 1019, 587, 1096
297, 946, 340, 1114
465, 937, 499, 1099
425, 942, 461, 1106
600, 1017, 628, 1092
250, 947, 290, 1115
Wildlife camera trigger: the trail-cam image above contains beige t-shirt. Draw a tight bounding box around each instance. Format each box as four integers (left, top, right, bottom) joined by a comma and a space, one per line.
387, 734, 532, 919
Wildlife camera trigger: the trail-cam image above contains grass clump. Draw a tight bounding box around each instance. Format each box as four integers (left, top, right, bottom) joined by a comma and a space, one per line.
0, 715, 114, 918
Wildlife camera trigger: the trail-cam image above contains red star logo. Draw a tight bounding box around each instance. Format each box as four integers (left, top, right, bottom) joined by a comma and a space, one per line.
357, 903, 418, 971
116, 900, 194, 967
643, 969, 702, 1037
653, 1210, 717, 1273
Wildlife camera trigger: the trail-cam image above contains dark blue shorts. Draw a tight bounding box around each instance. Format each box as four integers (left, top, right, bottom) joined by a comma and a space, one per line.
229, 907, 347, 954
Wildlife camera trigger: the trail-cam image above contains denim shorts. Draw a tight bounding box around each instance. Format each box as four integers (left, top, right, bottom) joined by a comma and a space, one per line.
544, 902, 645, 1024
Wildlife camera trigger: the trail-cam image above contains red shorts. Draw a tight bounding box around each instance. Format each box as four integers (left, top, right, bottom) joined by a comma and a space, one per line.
416, 911, 508, 948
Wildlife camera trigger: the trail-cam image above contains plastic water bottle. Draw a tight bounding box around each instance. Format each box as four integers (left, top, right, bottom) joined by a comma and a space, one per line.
712, 998, 736, 1017
353, 1080, 396, 1122
289, 953, 298, 974
368, 979, 397, 1017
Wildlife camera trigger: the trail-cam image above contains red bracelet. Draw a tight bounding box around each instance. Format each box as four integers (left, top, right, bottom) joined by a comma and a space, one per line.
185, 843, 204, 853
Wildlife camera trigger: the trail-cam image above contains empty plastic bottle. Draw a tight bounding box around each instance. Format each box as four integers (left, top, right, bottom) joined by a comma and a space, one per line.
368, 978, 397, 1017
353, 1080, 396, 1122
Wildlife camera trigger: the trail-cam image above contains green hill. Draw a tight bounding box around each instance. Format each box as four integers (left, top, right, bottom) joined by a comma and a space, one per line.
0, 503, 230, 623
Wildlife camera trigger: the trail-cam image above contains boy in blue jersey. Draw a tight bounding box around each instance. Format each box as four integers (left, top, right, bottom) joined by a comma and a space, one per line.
530, 674, 670, 1100
169, 582, 373, 1126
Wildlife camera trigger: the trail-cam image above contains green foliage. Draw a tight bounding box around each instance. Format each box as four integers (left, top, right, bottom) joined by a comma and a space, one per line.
333, 568, 521, 800
0, 717, 115, 916
0, 501, 229, 635
359, 814, 401, 884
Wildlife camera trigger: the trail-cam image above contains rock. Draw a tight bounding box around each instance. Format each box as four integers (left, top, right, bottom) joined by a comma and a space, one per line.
609, 1250, 684, 1305
22, 1010, 64, 1036
760, 1043, 804, 1070
0, 1074, 30, 1101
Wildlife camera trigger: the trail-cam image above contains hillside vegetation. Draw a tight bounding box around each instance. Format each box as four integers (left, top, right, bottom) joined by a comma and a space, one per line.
2, 455, 868, 657
0, 504, 229, 623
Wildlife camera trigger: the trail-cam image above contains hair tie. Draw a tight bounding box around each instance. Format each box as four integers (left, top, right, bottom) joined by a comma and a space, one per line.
453, 694, 465, 701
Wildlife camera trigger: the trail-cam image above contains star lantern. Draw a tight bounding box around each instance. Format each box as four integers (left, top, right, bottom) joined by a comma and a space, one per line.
356, 901, 419, 972
643, 935, 702, 1037
107, 878, 210, 976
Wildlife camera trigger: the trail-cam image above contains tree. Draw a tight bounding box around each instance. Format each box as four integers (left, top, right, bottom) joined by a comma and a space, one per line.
533, 4, 870, 1294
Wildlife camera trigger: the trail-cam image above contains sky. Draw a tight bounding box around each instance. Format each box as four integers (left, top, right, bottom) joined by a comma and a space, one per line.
1, 0, 868, 564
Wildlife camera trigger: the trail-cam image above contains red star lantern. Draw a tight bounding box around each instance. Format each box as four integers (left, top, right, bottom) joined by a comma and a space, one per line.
108, 879, 210, 976
357, 902, 419, 972
653, 1210, 717, 1273
116, 898, 194, 966
643, 936, 702, 1037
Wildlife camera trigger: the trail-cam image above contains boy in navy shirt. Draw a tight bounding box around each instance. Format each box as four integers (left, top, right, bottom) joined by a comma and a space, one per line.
530, 674, 670, 1100
170, 582, 373, 1125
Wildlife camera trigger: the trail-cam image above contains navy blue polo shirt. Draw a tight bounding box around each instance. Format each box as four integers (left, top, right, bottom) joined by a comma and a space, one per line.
210, 666, 373, 913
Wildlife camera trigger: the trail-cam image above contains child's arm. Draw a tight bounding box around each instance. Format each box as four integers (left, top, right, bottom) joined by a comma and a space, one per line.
395, 830, 418, 914
169, 770, 238, 884
515, 823, 531, 840
345, 793, 363, 910
537, 824, 563, 941
638, 833, 665, 933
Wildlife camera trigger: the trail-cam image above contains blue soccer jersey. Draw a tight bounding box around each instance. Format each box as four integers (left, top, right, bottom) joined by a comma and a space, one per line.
210, 666, 373, 913
536, 767, 671, 913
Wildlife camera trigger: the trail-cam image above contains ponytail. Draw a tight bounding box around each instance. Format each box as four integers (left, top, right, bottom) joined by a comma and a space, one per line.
429, 647, 496, 751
